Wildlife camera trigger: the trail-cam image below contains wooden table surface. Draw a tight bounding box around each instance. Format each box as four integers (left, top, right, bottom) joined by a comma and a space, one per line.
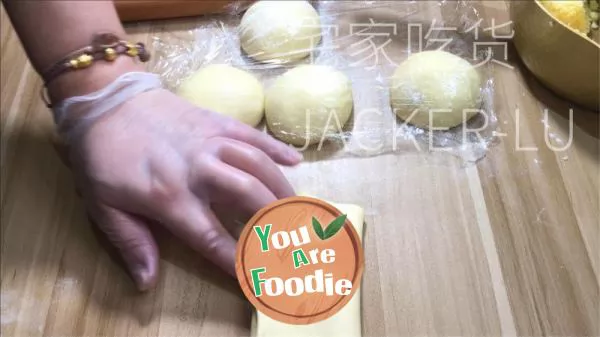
1, 1, 598, 336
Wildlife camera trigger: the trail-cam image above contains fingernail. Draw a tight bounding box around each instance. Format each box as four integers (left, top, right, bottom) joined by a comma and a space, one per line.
132, 266, 153, 291
287, 149, 303, 162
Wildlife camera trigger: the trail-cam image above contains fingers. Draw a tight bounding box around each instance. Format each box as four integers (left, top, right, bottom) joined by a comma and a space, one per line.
197, 158, 278, 214
92, 204, 159, 291
216, 139, 296, 199
222, 121, 303, 166
158, 197, 237, 276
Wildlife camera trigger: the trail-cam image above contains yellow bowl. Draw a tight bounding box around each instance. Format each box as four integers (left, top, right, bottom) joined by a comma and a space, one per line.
511, 0, 599, 110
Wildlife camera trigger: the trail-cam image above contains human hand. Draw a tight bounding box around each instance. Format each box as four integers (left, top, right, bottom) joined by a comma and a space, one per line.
60, 87, 302, 291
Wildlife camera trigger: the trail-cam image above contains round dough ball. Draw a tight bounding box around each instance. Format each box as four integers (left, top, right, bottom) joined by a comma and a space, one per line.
239, 1, 321, 63
177, 64, 264, 126
390, 50, 482, 129
265, 65, 353, 146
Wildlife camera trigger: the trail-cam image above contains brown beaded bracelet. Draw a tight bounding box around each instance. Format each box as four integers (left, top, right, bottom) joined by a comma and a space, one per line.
41, 33, 151, 107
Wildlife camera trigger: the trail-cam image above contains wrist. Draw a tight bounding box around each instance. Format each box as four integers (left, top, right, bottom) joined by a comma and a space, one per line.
52, 72, 163, 140
46, 55, 145, 105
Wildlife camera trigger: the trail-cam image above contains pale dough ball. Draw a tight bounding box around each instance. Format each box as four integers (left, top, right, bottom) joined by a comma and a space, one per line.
265, 65, 353, 146
390, 50, 482, 129
177, 64, 264, 127
239, 1, 321, 63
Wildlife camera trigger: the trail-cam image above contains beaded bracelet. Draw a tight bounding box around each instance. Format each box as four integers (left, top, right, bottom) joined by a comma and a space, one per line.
41, 33, 151, 108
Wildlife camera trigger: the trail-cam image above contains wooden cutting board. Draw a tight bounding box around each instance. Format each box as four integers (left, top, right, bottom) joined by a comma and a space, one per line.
114, 0, 249, 22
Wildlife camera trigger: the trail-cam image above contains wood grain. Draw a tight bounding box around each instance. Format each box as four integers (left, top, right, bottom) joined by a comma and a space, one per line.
1, 1, 598, 336
113, 0, 249, 22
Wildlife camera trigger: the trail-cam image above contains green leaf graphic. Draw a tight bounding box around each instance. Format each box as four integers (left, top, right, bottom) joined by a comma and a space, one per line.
323, 214, 347, 239
312, 217, 325, 240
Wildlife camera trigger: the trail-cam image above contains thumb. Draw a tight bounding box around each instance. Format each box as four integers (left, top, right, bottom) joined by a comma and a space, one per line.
92, 204, 160, 291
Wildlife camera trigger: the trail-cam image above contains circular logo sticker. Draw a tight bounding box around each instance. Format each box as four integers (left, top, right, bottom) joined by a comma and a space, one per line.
235, 196, 364, 325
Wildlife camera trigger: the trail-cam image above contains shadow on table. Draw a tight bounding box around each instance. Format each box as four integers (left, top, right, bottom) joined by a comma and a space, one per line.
511, 46, 599, 160
517, 58, 599, 139
2, 129, 251, 331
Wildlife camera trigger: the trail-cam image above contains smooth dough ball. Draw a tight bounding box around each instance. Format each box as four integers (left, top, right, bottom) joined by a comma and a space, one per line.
265, 65, 353, 146
239, 1, 321, 63
390, 50, 482, 129
177, 64, 264, 126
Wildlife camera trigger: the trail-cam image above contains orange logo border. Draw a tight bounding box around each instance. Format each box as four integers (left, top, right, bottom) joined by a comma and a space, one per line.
235, 196, 364, 324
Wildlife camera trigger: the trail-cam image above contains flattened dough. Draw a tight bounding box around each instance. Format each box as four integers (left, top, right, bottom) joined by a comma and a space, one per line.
251, 200, 364, 337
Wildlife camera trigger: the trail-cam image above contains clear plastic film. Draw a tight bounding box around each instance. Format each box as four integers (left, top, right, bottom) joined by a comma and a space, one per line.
150, 0, 498, 162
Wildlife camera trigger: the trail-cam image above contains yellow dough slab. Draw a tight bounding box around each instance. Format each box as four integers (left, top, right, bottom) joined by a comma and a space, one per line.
250, 200, 364, 337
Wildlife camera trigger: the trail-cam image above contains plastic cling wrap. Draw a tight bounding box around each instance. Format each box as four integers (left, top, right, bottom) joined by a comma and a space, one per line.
150, 1, 499, 162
